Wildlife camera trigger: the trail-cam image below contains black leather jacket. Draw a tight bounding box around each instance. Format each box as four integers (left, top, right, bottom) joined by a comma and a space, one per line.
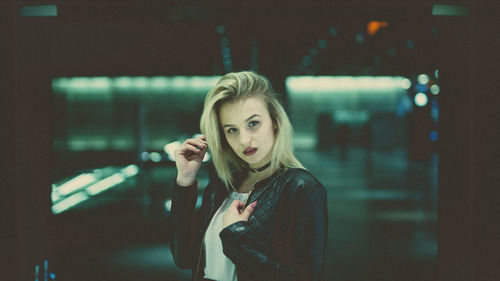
170, 168, 328, 281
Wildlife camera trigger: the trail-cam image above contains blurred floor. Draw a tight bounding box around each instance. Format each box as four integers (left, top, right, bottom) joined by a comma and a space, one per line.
53, 146, 437, 281
298, 146, 437, 281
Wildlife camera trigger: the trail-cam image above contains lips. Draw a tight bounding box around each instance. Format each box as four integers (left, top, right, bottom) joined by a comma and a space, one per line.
243, 147, 257, 156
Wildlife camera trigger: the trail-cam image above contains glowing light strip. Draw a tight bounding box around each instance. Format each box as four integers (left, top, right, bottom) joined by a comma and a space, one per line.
286, 76, 408, 92
121, 164, 139, 177
86, 173, 125, 196
52, 76, 221, 94
432, 4, 469, 16
51, 191, 89, 214
20, 5, 58, 17
57, 173, 97, 196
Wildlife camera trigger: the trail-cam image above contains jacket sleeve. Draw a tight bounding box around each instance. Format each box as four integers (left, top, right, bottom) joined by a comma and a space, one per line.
169, 180, 214, 269
169, 180, 199, 269
219, 185, 328, 281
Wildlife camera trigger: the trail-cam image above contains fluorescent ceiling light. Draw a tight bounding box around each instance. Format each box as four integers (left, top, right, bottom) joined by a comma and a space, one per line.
20, 5, 58, 17
52, 191, 89, 214
86, 173, 125, 196
57, 173, 97, 196
432, 4, 469, 16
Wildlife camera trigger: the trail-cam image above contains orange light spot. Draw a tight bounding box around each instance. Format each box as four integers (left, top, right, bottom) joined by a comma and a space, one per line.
367, 21, 389, 36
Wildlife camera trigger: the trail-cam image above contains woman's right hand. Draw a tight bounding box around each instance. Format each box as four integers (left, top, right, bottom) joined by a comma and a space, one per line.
174, 135, 208, 187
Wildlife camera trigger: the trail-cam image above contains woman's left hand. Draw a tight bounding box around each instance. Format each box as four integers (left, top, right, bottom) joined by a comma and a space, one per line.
223, 200, 258, 228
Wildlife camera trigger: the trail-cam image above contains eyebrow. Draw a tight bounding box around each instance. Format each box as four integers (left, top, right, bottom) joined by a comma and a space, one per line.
223, 114, 261, 128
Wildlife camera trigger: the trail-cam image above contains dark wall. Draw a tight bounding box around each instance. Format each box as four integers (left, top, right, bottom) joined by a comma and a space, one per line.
437, 5, 500, 281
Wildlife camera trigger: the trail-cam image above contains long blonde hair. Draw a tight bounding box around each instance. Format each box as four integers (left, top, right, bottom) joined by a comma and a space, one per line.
200, 71, 304, 190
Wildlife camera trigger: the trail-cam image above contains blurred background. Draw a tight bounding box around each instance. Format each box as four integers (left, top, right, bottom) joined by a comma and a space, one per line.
3, 1, 499, 281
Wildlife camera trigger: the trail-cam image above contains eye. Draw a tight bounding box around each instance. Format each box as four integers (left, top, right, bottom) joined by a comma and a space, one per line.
248, 120, 260, 128
226, 128, 237, 134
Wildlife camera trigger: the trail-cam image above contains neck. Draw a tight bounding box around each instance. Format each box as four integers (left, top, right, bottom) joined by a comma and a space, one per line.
235, 165, 277, 193
246, 163, 275, 182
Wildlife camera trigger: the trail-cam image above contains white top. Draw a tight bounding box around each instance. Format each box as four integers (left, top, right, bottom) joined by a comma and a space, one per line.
204, 191, 251, 281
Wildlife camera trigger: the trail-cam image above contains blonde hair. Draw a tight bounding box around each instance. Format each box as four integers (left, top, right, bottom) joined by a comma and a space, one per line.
200, 71, 304, 189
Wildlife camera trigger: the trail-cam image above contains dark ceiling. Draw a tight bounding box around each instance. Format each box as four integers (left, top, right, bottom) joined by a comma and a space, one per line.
15, 1, 444, 78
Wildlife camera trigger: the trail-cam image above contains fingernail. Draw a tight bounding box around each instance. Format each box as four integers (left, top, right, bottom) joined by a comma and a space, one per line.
251, 201, 257, 208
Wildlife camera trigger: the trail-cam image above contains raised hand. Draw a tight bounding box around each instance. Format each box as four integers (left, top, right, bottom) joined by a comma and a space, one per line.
174, 135, 208, 187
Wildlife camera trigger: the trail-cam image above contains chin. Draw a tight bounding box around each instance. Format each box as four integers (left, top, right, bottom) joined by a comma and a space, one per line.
249, 159, 266, 167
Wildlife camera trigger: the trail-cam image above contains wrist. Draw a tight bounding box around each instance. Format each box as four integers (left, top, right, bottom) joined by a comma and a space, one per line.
176, 176, 196, 187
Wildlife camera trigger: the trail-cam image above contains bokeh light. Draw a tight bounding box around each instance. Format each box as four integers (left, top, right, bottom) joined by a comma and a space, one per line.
414, 93, 428, 107
418, 74, 430, 85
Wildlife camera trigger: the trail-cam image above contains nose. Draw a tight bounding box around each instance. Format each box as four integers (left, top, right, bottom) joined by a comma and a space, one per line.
239, 129, 251, 146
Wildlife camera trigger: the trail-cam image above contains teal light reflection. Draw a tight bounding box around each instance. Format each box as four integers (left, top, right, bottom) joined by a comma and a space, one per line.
20, 5, 58, 17
53, 76, 222, 95
432, 4, 469, 16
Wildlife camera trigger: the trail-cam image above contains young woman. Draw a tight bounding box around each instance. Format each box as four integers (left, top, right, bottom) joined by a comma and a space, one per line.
170, 71, 327, 281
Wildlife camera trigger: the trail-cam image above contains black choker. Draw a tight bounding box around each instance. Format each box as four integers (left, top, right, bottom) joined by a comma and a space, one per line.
248, 161, 271, 173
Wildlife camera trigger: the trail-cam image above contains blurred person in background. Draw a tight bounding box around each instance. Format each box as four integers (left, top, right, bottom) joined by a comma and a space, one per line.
170, 71, 327, 281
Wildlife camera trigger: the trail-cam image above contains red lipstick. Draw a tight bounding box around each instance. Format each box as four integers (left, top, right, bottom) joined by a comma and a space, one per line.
243, 147, 257, 156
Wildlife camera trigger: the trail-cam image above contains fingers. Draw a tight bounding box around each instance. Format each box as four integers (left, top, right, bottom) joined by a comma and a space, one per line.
223, 200, 257, 227
185, 138, 208, 151
229, 199, 245, 211
182, 143, 205, 155
228, 200, 257, 219
241, 201, 257, 220
187, 137, 207, 147
175, 137, 208, 158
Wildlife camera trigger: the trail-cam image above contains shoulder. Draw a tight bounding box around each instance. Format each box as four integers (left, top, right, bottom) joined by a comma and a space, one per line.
279, 168, 325, 197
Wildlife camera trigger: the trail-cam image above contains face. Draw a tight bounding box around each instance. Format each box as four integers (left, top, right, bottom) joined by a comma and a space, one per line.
219, 96, 277, 169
